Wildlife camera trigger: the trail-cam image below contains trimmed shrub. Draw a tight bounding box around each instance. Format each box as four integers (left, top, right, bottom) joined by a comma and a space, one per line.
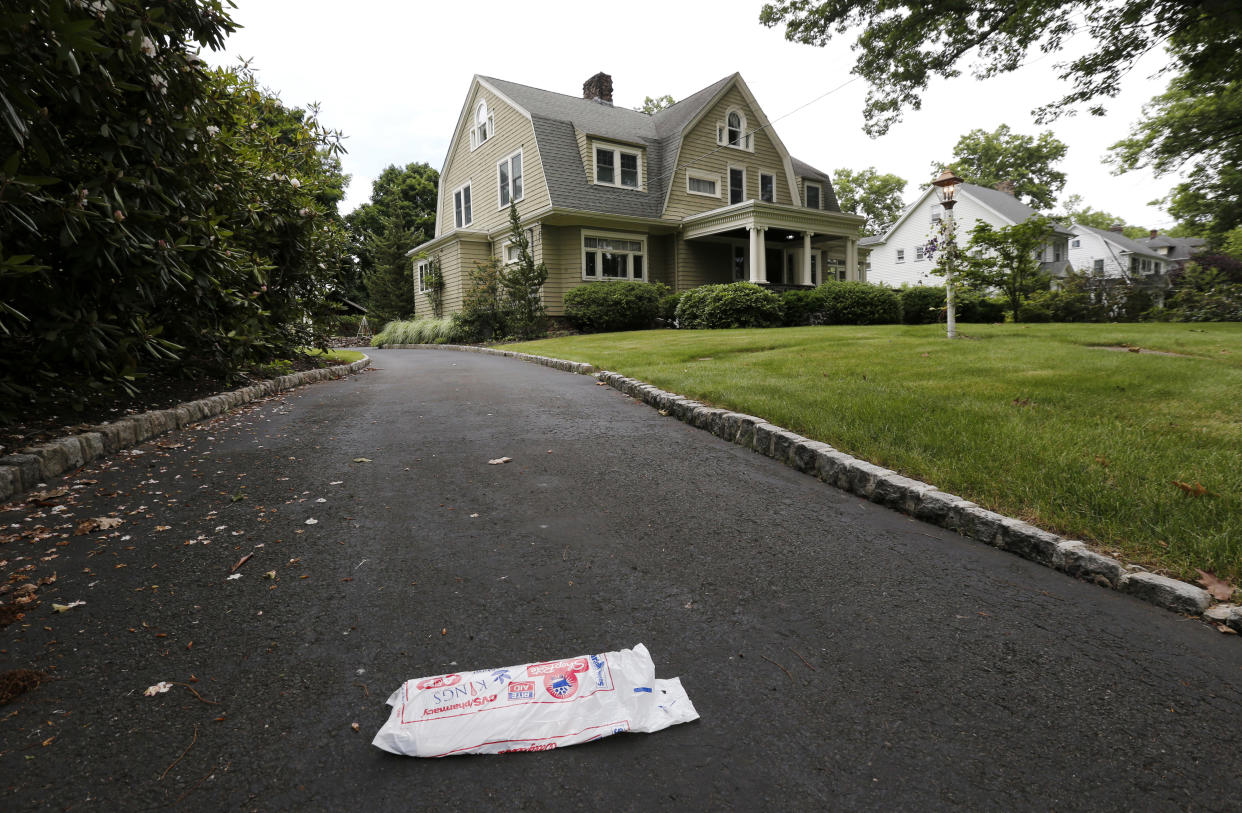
899, 286, 946, 325
675, 282, 784, 329
814, 281, 901, 325
1165, 284, 1242, 322
955, 291, 1006, 323
1016, 301, 1053, 322
657, 291, 683, 324
372, 318, 464, 347
781, 289, 826, 326
1024, 275, 1107, 322
563, 281, 667, 333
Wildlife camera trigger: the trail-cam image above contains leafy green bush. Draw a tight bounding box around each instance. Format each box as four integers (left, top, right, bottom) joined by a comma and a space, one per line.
955, 292, 1007, 323
1023, 274, 1106, 322
814, 281, 901, 325
372, 318, 463, 346
675, 282, 784, 329
1016, 301, 1053, 322
657, 291, 683, 324
781, 289, 826, 326
1165, 283, 1242, 321
563, 281, 667, 333
899, 286, 946, 325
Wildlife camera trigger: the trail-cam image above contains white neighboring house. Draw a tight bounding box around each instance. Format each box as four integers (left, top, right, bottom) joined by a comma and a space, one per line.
1067, 225, 1169, 298
860, 182, 1073, 288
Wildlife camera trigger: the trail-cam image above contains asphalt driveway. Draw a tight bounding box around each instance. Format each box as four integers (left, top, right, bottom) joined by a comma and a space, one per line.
1, 348, 1240, 811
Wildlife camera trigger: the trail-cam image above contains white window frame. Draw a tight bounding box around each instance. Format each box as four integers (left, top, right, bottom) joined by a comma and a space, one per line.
686, 169, 720, 198
896, 248, 905, 263
1071, 238, 1081, 248
760, 172, 775, 203
1092, 258, 1104, 275
804, 182, 822, 210
580, 230, 647, 282
591, 140, 643, 190
931, 205, 942, 224
728, 165, 747, 205
470, 100, 494, 151
452, 181, 472, 229
497, 149, 524, 209
717, 108, 753, 152
416, 259, 431, 294
501, 228, 535, 266
915, 245, 925, 261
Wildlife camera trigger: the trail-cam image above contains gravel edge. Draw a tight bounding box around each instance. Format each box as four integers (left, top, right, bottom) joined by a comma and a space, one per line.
374, 343, 1240, 634
0, 355, 371, 503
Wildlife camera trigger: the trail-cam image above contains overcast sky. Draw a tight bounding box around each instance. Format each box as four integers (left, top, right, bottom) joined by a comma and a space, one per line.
206, 0, 1180, 229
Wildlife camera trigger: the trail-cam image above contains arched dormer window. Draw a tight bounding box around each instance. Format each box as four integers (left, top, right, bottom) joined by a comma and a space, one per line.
471, 100, 493, 150
717, 108, 752, 151
727, 111, 742, 145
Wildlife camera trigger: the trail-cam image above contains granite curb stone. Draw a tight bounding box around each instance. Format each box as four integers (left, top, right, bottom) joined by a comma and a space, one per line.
0, 356, 370, 503
372, 343, 1234, 632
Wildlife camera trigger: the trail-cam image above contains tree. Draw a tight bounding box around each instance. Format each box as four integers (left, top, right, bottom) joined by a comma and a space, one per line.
635, 95, 675, 114
345, 162, 438, 307
937, 125, 1067, 210
498, 204, 549, 339
1111, 78, 1242, 243
959, 216, 1055, 321
831, 167, 907, 235
363, 216, 418, 325
1057, 194, 1149, 239
759, 0, 1242, 137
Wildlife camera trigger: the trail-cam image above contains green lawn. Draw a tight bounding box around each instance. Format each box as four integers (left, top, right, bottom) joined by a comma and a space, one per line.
509, 323, 1242, 583
304, 348, 365, 364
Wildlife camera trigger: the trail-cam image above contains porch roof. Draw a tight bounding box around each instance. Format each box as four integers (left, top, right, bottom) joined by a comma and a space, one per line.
682, 200, 863, 241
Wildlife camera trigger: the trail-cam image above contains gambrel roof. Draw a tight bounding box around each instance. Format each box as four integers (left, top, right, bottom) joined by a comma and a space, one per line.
1073, 224, 1165, 261
475, 73, 838, 220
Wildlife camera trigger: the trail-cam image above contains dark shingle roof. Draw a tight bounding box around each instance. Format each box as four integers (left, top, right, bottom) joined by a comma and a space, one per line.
1074, 224, 1165, 260
961, 183, 1073, 235
1136, 234, 1206, 261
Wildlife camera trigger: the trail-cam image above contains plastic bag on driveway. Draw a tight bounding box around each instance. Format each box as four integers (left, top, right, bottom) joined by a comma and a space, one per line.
372, 643, 698, 757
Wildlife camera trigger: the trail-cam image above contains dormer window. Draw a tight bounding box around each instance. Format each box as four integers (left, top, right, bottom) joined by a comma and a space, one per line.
804, 182, 822, 210
470, 101, 493, 150
717, 108, 753, 151
592, 141, 643, 190
728, 112, 742, 145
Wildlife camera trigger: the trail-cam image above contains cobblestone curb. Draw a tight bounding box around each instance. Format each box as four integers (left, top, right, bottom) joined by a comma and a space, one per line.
0, 356, 370, 504
373, 344, 1234, 631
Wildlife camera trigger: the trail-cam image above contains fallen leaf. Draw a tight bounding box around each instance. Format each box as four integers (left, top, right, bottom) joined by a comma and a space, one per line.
441, 628, 447, 635
353, 458, 372, 463
351, 722, 360, 733
488, 457, 512, 465
1196, 569, 1236, 601
226, 573, 242, 581
41, 736, 54, 747
153, 525, 171, 532
229, 553, 252, 573
96, 517, 123, 530
144, 681, 173, 696
329, 480, 344, 485
51, 601, 85, 613
1172, 480, 1209, 497
304, 518, 318, 525
262, 570, 276, 580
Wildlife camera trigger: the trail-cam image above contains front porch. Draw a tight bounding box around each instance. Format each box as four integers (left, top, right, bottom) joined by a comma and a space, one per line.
681, 200, 866, 287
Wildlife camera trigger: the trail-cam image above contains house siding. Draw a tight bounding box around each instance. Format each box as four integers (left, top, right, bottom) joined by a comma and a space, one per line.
437, 84, 551, 239
663, 86, 794, 221
867, 193, 1011, 288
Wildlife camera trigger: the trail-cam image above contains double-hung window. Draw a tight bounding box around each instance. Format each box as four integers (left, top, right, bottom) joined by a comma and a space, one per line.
915, 245, 925, 261
729, 167, 745, 205
593, 143, 642, 189
453, 182, 472, 229
896, 248, 905, 263
416, 260, 431, 293
760, 173, 774, 203
805, 182, 822, 210
582, 232, 645, 281
687, 170, 719, 197
498, 150, 523, 208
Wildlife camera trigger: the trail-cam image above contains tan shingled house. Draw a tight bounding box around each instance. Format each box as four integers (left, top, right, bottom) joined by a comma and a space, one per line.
409, 72, 866, 318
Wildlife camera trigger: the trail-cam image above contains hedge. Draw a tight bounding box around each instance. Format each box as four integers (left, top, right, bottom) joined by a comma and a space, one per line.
675, 282, 784, 329
563, 281, 668, 333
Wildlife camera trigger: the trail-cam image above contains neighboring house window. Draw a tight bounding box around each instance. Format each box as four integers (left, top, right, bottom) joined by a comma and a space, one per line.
1093, 259, 1104, 275
416, 260, 431, 293
760, 173, 774, 203
931, 206, 941, 224
498, 150, 523, 208
593, 142, 642, 189
1072, 238, 1081, 248
915, 246, 925, 261
729, 167, 745, 205
453, 182, 472, 228
717, 109, 753, 150
733, 245, 746, 281
686, 169, 720, 198
896, 248, 905, 263
1054, 244, 1063, 262
805, 182, 821, 210
471, 101, 493, 150
582, 232, 645, 281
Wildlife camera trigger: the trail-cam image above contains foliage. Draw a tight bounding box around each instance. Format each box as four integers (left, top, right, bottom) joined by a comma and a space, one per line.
344, 162, 438, 307
1056, 194, 1147, 238
954, 291, 1007, 323
675, 282, 784, 329
498, 204, 549, 339
362, 217, 417, 325
1221, 228, 1242, 261
658, 291, 683, 324
759, 0, 1242, 137
937, 125, 1067, 210
958, 216, 1055, 321
1165, 285, 1242, 323
563, 281, 667, 333
780, 289, 826, 326
458, 256, 507, 342
1111, 75, 1242, 243
899, 286, 946, 325
813, 281, 901, 325
1024, 273, 1106, 322
635, 95, 676, 114
372, 317, 464, 346
0, 2, 354, 414
420, 256, 445, 318
831, 167, 907, 235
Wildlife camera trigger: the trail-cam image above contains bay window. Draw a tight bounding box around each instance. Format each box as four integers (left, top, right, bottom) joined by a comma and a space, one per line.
582, 232, 646, 281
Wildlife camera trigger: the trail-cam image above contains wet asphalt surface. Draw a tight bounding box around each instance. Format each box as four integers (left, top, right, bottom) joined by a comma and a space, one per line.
1, 348, 1241, 812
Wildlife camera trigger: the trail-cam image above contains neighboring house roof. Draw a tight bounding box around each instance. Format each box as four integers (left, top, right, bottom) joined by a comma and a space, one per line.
858, 235, 883, 247
1136, 235, 1206, 261
865, 182, 1071, 246
1073, 224, 1165, 261
475, 73, 838, 219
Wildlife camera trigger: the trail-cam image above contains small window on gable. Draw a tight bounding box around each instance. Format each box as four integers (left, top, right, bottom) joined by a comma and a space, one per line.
452, 182, 472, 229
760, 173, 774, 203
805, 183, 821, 210
471, 101, 493, 150
718, 109, 753, 151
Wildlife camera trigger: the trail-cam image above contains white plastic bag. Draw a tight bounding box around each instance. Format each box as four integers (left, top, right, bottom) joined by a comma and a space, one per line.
372, 643, 698, 757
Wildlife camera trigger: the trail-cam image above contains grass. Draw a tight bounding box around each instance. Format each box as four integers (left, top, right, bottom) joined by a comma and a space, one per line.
509, 322, 1242, 583
304, 348, 365, 364
372, 317, 461, 347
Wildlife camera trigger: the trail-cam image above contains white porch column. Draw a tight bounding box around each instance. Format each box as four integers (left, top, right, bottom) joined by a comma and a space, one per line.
757, 227, 768, 283
802, 232, 814, 285
748, 226, 762, 283
845, 237, 859, 281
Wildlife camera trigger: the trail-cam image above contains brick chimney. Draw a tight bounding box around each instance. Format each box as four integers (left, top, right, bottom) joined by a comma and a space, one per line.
1109, 223, 1125, 233
1149, 229, 1158, 238
993, 180, 1016, 196
583, 72, 613, 105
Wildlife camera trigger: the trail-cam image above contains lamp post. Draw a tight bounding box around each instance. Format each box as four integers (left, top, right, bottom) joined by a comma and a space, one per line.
932, 169, 962, 339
